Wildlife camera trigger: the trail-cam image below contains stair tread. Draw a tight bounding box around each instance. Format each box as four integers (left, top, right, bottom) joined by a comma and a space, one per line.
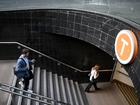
11, 67, 88, 105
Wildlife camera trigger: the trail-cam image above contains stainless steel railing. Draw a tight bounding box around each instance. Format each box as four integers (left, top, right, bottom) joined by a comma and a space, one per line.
0, 82, 70, 105
0, 41, 112, 73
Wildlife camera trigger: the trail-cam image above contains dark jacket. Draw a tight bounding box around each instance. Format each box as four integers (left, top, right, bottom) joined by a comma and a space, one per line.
15, 55, 30, 79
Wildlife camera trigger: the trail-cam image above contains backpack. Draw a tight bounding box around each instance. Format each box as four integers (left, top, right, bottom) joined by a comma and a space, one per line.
14, 58, 33, 79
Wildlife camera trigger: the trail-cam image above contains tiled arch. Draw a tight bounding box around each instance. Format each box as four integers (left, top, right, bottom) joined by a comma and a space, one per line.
40, 10, 140, 100
0, 9, 140, 102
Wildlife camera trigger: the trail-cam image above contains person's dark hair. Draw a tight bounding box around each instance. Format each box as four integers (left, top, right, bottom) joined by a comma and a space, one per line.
95, 64, 100, 67
91, 64, 99, 67
22, 48, 30, 54
94, 64, 100, 70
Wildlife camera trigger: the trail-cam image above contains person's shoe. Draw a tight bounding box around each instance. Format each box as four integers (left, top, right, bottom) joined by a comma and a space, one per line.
85, 90, 90, 92
27, 89, 33, 93
86, 91, 90, 93
95, 88, 100, 90
19, 81, 24, 88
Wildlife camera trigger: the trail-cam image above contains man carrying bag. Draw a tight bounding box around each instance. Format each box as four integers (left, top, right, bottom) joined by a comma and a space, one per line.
14, 48, 35, 91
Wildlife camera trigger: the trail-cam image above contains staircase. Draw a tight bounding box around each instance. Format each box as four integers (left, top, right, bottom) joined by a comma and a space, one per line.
6, 67, 89, 105
115, 81, 138, 105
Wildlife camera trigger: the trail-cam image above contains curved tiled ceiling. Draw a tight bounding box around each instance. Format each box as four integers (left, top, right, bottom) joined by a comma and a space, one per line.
0, 0, 140, 25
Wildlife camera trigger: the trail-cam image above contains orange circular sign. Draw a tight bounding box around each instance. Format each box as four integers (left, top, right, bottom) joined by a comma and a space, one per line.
115, 30, 138, 64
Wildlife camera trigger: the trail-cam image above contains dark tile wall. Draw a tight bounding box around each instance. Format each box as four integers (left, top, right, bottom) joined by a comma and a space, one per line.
0, 44, 20, 59
0, 9, 140, 101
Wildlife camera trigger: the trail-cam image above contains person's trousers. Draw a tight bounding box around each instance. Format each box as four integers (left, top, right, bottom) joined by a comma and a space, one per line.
85, 79, 98, 91
23, 77, 30, 90
23, 70, 34, 90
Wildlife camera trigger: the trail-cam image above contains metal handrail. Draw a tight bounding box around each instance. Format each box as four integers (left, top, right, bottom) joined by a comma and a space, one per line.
0, 41, 89, 72
0, 82, 70, 105
0, 42, 113, 72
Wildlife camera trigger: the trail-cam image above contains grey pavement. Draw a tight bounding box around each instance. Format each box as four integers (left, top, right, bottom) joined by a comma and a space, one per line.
0, 60, 16, 105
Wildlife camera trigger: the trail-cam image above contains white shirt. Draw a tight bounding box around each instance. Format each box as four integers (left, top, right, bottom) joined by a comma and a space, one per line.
90, 67, 99, 81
